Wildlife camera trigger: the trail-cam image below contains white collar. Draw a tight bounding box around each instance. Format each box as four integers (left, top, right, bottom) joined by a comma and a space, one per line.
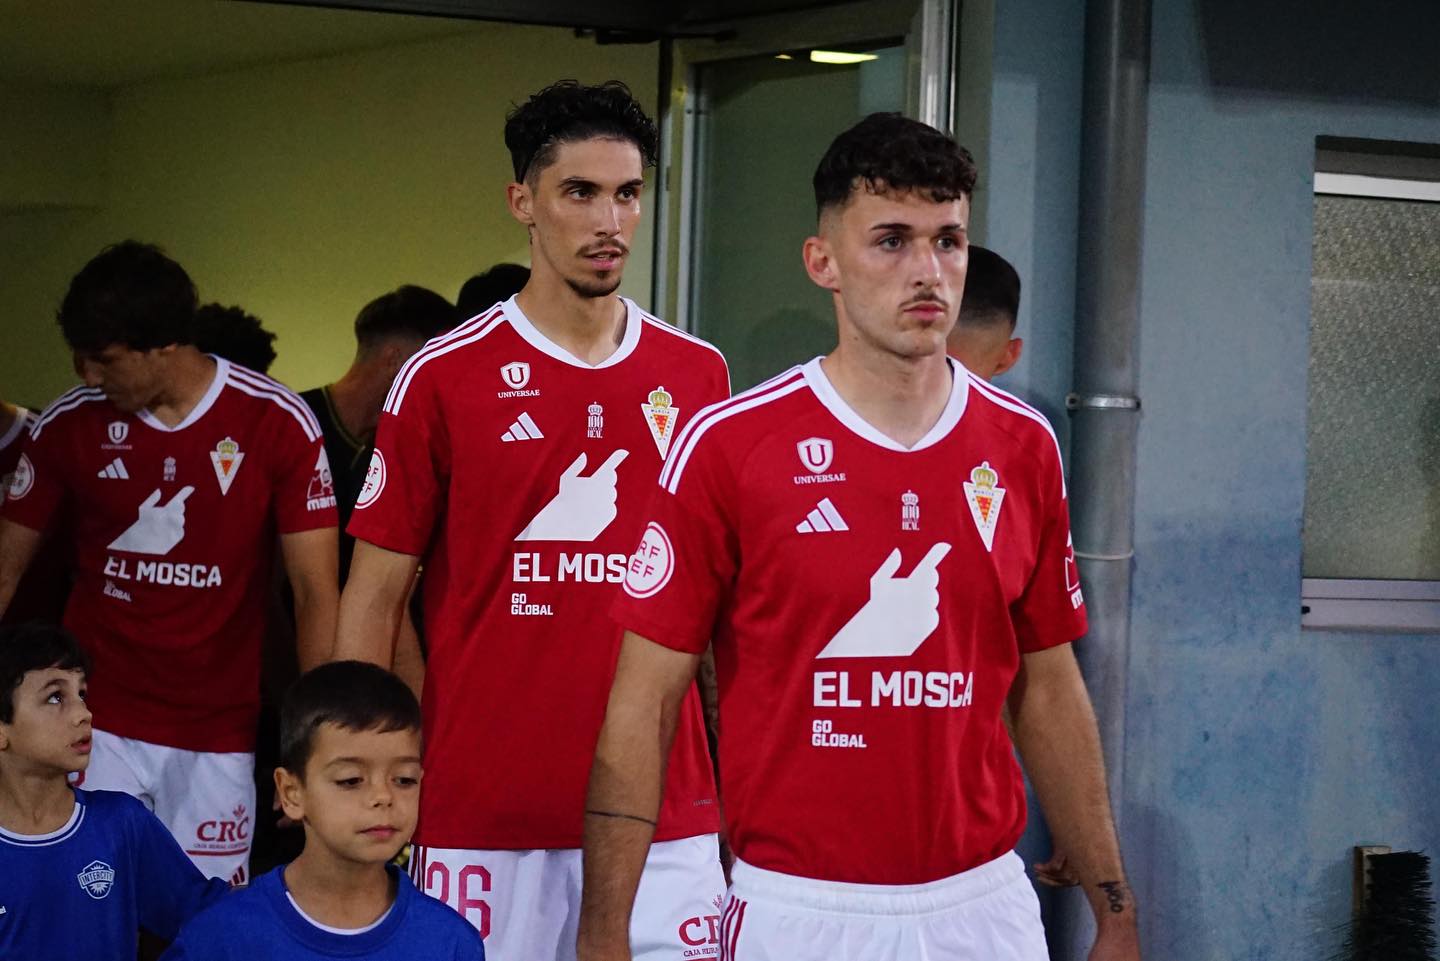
801, 355, 968, 452
136, 356, 228, 433
503, 296, 641, 369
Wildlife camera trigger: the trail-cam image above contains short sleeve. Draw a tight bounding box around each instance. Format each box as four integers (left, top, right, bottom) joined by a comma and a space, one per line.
2, 423, 65, 534
128, 799, 230, 939
612, 425, 739, 654
346, 369, 447, 556
1010, 457, 1088, 653
272, 427, 339, 536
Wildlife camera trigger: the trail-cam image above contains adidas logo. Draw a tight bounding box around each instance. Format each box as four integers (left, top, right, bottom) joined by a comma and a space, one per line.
501, 413, 544, 443
796, 497, 848, 533
97, 458, 129, 479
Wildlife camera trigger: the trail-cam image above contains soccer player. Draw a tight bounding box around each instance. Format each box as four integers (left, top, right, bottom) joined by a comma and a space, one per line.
161, 661, 484, 960
337, 81, 729, 960
193, 302, 280, 375
948, 245, 1024, 381
0, 623, 227, 958
579, 114, 1140, 961
0, 241, 340, 884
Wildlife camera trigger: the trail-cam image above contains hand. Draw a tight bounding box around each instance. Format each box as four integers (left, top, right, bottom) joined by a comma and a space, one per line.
518, 450, 629, 542
1088, 920, 1141, 961
1035, 848, 1081, 887
816, 543, 951, 658
107, 486, 195, 554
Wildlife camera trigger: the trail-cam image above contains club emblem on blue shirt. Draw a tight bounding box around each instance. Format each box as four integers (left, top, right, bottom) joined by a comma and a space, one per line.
77, 860, 116, 899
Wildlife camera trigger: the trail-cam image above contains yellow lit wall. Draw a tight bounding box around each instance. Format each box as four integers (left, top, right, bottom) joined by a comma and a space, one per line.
0, 26, 659, 408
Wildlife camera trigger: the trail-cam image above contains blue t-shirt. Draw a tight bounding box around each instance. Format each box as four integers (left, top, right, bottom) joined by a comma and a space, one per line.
163, 864, 485, 960
0, 788, 228, 960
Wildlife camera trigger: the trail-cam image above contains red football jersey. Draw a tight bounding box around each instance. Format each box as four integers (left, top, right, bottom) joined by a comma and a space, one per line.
2, 359, 337, 752
349, 297, 729, 850
1, 406, 70, 627
613, 357, 1087, 885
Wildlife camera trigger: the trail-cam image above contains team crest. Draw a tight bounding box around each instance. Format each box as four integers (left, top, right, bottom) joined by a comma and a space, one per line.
901, 490, 920, 531
163, 457, 177, 483
796, 437, 834, 475
641, 387, 678, 458
501, 362, 531, 390
77, 860, 115, 900
209, 437, 244, 496
107, 421, 129, 445
963, 461, 1005, 551
587, 402, 604, 438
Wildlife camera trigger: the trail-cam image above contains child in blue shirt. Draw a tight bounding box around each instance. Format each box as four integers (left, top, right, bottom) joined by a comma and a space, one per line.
163, 660, 483, 960
0, 623, 227, 960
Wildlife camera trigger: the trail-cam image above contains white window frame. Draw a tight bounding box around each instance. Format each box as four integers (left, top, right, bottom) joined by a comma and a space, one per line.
1302, 168, 1440, 633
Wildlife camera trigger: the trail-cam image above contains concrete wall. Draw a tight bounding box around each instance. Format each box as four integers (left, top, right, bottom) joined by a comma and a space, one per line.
985, 1, 1440, 958
0, 26, 658, 409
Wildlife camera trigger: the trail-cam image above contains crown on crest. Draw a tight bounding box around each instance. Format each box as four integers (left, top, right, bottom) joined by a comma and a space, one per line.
217, 438, 239, 457
648, 387, 672, 409
588, 402, 603, 415
902, 490, 919, 506
970, 462, 998, 489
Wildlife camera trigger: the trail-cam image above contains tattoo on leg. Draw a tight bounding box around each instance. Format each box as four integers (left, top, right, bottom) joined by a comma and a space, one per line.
1097, 880, 1130, 913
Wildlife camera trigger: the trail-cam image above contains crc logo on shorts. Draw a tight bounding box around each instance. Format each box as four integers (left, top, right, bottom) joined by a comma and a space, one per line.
356, 449, 386, 510
194, 804, 251, 854
500, 362, 531, 390
623, 521, 674, 598
77, 860, 116, 900
6, 453, 34, 500
796, 437, 834, 475
676, 896, 722, 956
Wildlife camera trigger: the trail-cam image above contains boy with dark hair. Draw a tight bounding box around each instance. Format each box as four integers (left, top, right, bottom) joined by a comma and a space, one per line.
0, 240, 339, 884
193, 303, 280, 375
0, 623, 226, 959
949, 245, 1024, 381
339, 79, 727, 960
580, 112, 1138, 961
162, 660, 484, 960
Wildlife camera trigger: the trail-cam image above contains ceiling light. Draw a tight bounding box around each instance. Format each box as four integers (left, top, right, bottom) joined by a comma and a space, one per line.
809, 50, 878, 65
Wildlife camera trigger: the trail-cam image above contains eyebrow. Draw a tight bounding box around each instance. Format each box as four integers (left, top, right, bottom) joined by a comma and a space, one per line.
324, 756, 423, 767
870, 222, 967, 233
557, 177, 645, 192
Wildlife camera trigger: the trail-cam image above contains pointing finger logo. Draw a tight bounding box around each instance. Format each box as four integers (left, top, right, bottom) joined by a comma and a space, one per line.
107, 486, 195, 555
815, 542, 951, 659
516, 449, 629, 542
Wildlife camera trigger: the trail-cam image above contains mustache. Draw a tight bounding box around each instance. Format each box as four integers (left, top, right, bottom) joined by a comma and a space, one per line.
580, 241, 629, 257
901, 292, 948, 310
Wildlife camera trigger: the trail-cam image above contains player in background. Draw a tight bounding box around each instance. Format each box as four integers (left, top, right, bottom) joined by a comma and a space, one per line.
0, 624, 228, 959
0, 400, 69, 628
579, 114, 1139, 961
193, 303, 280, 375
337, 81, 728, 960
161, 661, 485, 960
948, 245, 1024, 381
0, 241, 339, 883
457, 263, 531, 320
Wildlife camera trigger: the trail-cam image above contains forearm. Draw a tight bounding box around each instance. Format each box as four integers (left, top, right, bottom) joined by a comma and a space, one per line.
291, 581, 339, 672
1010, 654, 1135, 928
0, 519, 43, 618
578, 636, 694, 960
392, 610, 425, 701
334, 541, 418, 668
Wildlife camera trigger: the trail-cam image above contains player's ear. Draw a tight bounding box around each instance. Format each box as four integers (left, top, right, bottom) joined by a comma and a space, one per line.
993, 336, 1024, 377
274, 766, 306, 822
803, 235, 839, 292
507, 181, 535, 228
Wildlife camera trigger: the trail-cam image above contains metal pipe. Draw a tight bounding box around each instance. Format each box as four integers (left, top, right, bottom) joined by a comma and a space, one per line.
1055, 0, 1150, 955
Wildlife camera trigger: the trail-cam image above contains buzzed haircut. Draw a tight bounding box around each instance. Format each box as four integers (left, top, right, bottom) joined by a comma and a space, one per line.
278, 661, 421, 776
193, 303, 279, 374
0, 624, 91, 724
957, 246, 1022, 330
457, 263, 531, 319
353, 285, 458, 354
813, 113, 978, 219
58, 241, 198, 354
504, 80, 658, 184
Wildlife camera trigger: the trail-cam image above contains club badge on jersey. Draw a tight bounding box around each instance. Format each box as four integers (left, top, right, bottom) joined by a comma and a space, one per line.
642, 386, 678, 458
209, 437, 244, 495
963, 461, 1005, 551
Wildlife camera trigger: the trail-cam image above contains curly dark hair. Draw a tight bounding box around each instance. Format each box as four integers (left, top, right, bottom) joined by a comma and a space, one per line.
57, 241, 197, 354
193, 303, 279, 374
813, 113, 978, 218
504, 80, 658, 183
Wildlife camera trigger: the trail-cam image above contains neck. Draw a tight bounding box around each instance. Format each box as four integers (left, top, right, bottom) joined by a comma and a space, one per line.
0, 767, 75, 835
146, 349, 217, 428
327, 366, 386, 443
514, 275, 626, 366
821, 334, 954, 450
284, 846, 396, 929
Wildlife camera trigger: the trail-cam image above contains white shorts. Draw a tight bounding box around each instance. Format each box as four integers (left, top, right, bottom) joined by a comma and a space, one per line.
720, 851, 1047, 961
412, 833, 725, 961
80, 728, 255, 884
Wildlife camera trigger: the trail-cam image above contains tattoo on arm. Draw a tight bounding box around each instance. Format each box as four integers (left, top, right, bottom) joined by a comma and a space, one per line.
1097, 880, 1131, 913
585, 809, 658, 827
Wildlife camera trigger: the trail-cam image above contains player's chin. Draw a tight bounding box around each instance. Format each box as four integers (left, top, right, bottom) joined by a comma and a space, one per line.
568, 271, 624, 299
